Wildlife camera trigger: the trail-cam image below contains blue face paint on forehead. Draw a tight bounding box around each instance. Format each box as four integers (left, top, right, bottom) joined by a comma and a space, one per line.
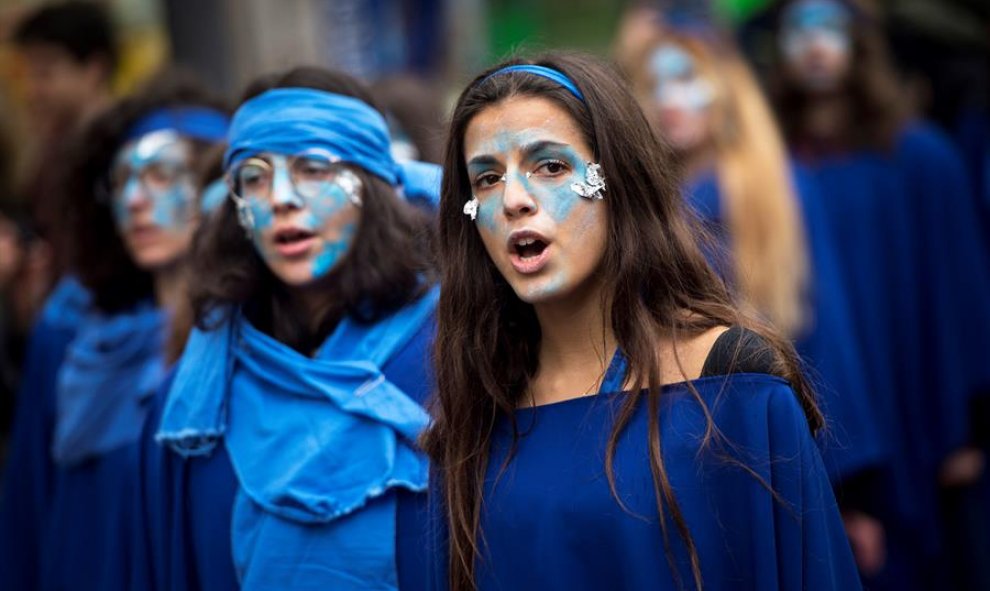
783, 0, 851, 33
650, 44, 695, 82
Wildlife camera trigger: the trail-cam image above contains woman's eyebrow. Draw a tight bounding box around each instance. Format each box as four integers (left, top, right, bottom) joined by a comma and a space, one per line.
520, 140, 570, 159
467, 154, 500, 169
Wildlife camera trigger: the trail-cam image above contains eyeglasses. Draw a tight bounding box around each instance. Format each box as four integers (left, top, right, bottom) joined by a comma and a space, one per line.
99, 130, 193, 204
227, 149, 353, 202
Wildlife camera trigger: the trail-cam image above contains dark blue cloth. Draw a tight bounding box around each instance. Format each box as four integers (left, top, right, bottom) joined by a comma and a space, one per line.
0, 283, 160, 591
795, 122, 987, 589
432, 373, 860, 591
53, 304, 165, 465
683, 169, 887, 485
135, 310, 437, 591
0, 306, 79, 589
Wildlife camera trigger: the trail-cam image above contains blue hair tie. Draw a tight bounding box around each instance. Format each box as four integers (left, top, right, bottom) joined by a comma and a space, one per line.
224, 88, 400, 185
483, 65, 585, 102
125, 107, 230, 143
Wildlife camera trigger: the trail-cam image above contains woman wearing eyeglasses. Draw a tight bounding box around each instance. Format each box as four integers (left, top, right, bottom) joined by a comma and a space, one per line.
134, 67, 441, 591
0, 72, 229, 591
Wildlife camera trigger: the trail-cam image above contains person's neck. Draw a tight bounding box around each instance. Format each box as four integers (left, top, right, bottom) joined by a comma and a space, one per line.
152, 262, 187, 314
529, 277, 617, 405
801, 93, 850, 148
678, 141, 717, 182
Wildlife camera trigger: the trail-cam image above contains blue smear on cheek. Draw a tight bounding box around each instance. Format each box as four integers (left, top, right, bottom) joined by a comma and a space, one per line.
247, 197, 275, 255
112, 178, 140, 229
312, 222, 356, 279
150, 184, 192, 231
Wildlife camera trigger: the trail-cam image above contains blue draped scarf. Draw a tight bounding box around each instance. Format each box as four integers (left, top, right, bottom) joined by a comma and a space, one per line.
157, 287, 438, 589
52, 303, 165, 466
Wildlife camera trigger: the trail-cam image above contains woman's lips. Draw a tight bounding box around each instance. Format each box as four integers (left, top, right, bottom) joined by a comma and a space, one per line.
273, 226, 317, 258
506, 229, 552, 275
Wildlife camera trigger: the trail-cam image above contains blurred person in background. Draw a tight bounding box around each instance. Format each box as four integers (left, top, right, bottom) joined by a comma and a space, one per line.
621, 15, 889, 578
135, 66, 442, 591
10, 0, 118, 296
768, 0, 990, 588
0, 70, 229, 591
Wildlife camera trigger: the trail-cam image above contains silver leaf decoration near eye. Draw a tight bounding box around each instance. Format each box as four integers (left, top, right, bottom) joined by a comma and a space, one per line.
570, 162, 606, 200
463, 197, 479, 221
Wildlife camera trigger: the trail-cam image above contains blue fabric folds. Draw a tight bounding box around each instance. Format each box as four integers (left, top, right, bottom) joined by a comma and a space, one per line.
157, 287, 438, 588
224, 88, 400, 185
52, 303, 165, 466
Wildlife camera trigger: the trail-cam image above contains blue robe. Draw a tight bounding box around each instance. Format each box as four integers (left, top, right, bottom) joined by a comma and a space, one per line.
0, 280, 160, 591
796, 122, 988, 588
134, 313, 436, 590
430, 373, 861, 590
684, 169, 887, 486
0, 293, 81, 589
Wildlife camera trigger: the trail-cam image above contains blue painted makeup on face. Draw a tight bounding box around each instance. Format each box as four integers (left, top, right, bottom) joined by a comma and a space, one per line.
650, 44, 715, 113
110, 131, 194, 233
466, 124, 607, 303
781, 0, 852, 59
468, 129, 591, 227
236, 153, 361, 283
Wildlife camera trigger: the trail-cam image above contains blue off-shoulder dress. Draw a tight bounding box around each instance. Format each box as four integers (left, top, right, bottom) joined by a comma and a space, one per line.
429, 328, 862, 591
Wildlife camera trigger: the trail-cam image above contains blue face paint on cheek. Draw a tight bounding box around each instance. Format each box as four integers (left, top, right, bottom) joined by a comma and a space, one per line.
311, 222, 357, 279
149, 183, 194, 231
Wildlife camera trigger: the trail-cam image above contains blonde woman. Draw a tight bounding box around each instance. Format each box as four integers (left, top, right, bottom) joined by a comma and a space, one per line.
624, 26, 888, 577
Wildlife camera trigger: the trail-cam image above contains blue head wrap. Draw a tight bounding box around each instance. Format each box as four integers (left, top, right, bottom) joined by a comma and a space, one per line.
482, 65, 585, 102
223, 88, 400, 185
125, 107, 230, 143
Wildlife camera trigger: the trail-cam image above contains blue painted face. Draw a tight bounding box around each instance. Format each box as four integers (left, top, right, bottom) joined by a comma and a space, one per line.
650, 44, 715, 113
110, 130, 195, 233
230, 151, 362, 286
780, 0, 852, 91
463, 96, 609, 305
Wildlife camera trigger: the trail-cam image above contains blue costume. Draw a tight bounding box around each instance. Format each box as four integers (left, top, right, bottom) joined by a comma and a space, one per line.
0, 276, 89, 589
684, 168, 887, 489
0, 283, 163, 590
0, 107, 229, 591
133, 87, 442, 590
429, 342, 862, 591
796, 122, 988, 589
135, 292, 437, 590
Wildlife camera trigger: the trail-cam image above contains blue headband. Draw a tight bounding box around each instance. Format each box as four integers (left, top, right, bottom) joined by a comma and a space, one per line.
125, 107, 230, 143
223, 88, 399, 185
482, 65, 585, 102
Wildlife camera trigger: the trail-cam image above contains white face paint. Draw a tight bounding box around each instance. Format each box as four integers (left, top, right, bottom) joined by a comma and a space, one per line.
649, 44, 716, 152
780, 0, 853, 93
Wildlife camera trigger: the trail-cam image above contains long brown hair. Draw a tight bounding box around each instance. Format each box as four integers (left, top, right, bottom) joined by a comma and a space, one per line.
770, 0, 909, 153
420, 52, 822, 591
627, 32, 811, 337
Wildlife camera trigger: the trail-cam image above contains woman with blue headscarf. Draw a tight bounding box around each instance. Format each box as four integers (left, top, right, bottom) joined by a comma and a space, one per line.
135, 67, 441, 590
0, 72, 229, 591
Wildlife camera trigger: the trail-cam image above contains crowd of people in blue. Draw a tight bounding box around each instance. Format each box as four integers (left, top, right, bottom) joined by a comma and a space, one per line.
0, 0, 988, 589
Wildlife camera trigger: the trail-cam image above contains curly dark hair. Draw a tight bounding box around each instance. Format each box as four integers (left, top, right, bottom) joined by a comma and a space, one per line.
188, 66, 436, 354
63, 69, 228, 313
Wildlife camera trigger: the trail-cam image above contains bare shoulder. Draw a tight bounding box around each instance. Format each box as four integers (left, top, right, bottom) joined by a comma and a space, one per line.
657, 325, 731, 386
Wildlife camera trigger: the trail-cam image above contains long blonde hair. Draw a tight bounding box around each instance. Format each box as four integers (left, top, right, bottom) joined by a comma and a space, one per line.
625, 32, 810, 337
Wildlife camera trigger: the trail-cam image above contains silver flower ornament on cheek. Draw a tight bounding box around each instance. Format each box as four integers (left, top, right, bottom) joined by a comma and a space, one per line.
570, 162, 606, 200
